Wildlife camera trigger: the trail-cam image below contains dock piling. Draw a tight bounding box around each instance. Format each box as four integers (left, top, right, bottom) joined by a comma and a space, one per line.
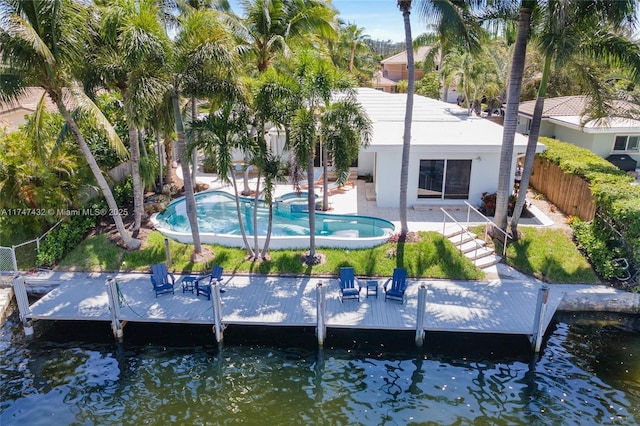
316, 282, 326, 347
12, 275, 33, 336
415, 284, 427, 347
164, 238, 172, 268
531, 284, 550, 353
106, 278, 124, 342
211, 283, 224, 343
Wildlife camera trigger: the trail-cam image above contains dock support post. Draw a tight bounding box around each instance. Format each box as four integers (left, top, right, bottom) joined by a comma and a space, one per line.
415, 284, 427, 347
211, 283, 224, 343
12, 275, 33, 336
316, 282, 326, 348
164, 238, 172, 268
531, 284, 550, 353
106, 278, 124, 343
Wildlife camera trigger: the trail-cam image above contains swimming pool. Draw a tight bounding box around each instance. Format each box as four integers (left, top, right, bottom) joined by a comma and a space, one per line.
151, 190, 395, 249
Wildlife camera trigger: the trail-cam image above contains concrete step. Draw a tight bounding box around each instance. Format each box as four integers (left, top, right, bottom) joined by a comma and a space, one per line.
465, 246, 495, 261
448, 232, 477, 246
441, 224, 466, 238
473, 254, 502, 269
364, 182, 376, 201
457, 239, 487, 254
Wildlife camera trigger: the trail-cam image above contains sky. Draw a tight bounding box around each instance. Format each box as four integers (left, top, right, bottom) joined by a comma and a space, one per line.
226, 0, 425, 44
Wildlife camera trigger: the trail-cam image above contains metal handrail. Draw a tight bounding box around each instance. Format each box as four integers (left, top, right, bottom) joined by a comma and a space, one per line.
464, 201, 511, 257
440, 208, 485, 263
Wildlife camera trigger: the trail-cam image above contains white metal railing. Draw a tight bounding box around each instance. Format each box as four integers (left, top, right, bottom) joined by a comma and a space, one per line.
464, 201, 511, 258
440, 208, 486, 262
1, 220, 62, 274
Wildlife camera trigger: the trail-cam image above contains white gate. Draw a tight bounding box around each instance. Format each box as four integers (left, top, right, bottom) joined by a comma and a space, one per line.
0, 246, 18, 275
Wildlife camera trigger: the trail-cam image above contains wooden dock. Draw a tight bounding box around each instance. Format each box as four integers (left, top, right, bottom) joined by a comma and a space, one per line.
15, 272, 564, 348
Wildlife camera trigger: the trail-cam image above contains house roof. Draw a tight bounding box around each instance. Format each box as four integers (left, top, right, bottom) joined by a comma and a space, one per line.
380, 46, 432, 65
356, 88, 535, 152
0, 87, 57, 115
519, 95, 640, 133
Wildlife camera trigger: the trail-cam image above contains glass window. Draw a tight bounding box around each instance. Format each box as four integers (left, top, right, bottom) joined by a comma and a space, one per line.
613, 135, 640, 152
418, 160, 444, 198
614, 136, 627, 151
444, 160, 472, 199
418, 159, 471, 199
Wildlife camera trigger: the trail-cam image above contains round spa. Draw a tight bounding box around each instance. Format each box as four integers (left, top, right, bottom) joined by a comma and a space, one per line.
151, 190, 395, 249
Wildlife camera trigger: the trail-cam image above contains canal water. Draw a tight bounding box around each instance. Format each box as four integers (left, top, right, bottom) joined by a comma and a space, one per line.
1, 311, 639, 425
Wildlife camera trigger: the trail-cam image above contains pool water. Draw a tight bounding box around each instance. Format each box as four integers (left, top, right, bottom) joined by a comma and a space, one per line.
153, 190, 395, 248
1, 312, 639, 425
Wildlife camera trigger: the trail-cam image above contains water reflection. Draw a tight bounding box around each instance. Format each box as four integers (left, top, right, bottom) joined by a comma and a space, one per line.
1, 312, 639, 425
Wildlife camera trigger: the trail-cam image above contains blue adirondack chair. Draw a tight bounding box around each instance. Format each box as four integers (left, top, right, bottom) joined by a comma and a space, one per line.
383, 268, 408, 304
338, 267, 361, 302
150, 263, 175, 297
194, 265, 224, 300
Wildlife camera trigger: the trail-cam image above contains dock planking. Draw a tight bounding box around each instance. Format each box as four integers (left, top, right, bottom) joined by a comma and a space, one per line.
23, 273, 563, 338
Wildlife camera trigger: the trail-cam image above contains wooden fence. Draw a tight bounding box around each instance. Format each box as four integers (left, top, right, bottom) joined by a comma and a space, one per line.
529, 157, 596, 221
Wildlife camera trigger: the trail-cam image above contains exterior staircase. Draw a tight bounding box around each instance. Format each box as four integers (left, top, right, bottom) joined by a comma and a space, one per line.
440, 223, 501, 269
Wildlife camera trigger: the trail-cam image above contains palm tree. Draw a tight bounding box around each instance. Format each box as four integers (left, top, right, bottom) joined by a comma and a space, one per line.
93, 0, 170, 231
397, 0, 414, 240
168, 8, 238, 255
286, 51, 364, 264
189, 98, 257, 256
509, 0, 640, 239
237, 0, 339, 74
341, 23, 370, 74
493, 1, 537, 233
0, 0, 141, 249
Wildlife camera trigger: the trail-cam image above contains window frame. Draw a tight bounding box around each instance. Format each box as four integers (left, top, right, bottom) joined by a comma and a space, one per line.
612, 135, 640, 152
417, 159, 472, 200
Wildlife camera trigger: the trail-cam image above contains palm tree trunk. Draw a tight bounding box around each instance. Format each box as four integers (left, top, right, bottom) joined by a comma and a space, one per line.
307, 154, 317, 259
398, 0, 414, 239
191, 97, 198, 189
230, 166, 254, 256
349, 43, 355, 73
322, 143, 329, 211
128, 120, 144, 231
172, 91, 202, 254
164, 133, 177, 187
493, 5, 532, 232
510, 54, 551, 239
53, 97, 141, 250
156, 129, 163, 191
261, 201, 274, 260
252, 171, 262, 257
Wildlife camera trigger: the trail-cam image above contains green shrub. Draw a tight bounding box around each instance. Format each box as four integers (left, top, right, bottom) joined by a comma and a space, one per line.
540, 138, 640, 275
37, 214, 97, 266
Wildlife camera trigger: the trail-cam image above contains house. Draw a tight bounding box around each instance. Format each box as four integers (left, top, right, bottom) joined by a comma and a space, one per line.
0, 88, 58, 132
516, 95, 640, 170
264, 88, 538, 208
373, 46, 459, 103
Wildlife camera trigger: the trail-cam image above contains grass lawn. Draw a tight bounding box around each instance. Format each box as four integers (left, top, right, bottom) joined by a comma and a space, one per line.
57, 230, 485, 280
477, 226, 600, 284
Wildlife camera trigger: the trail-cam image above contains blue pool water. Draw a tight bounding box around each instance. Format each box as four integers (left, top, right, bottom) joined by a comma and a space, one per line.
153, 190, 395, 247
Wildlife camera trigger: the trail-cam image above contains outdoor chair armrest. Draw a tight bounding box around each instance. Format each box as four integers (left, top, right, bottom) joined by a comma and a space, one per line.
382, 277, 392, 291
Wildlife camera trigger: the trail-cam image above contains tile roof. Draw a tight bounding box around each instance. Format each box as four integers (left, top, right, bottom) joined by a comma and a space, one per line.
518, 95, 639, 118
380, 46, 433, 65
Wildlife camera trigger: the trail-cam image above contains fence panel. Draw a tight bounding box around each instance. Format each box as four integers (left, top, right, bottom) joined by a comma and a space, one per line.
0, 246, 17, 275
530, 157, 596, 221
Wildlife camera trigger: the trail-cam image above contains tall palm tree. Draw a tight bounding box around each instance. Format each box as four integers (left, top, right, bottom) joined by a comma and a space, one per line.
237, 0, 339, 74
169, 8, 238, 255
397, 0, 414, 240
509, 0, 640, 238
287, 51, 363, 263
341, 23, 370, 74
93, 0, 170, 231
0, 0, 141, 249
493, 0, 536, 233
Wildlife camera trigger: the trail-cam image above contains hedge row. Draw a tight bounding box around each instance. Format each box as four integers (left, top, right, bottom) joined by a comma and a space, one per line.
37, 178, 134, 267
538, 138, 640, 279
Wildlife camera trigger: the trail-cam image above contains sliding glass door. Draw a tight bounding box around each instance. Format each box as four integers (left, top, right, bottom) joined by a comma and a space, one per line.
418, 159, 471, 199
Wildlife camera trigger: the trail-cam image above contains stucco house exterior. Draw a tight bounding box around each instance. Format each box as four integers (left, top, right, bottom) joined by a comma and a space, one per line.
266, 88, 541, 208
516, 95, 640, 169
0, 88, 58, 132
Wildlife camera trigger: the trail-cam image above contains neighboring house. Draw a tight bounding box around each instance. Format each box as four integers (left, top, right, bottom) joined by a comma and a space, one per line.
373, 46, 459, 103
0, 87, 58, 132
517, 95, 640, 168
267, 88, 539, 208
